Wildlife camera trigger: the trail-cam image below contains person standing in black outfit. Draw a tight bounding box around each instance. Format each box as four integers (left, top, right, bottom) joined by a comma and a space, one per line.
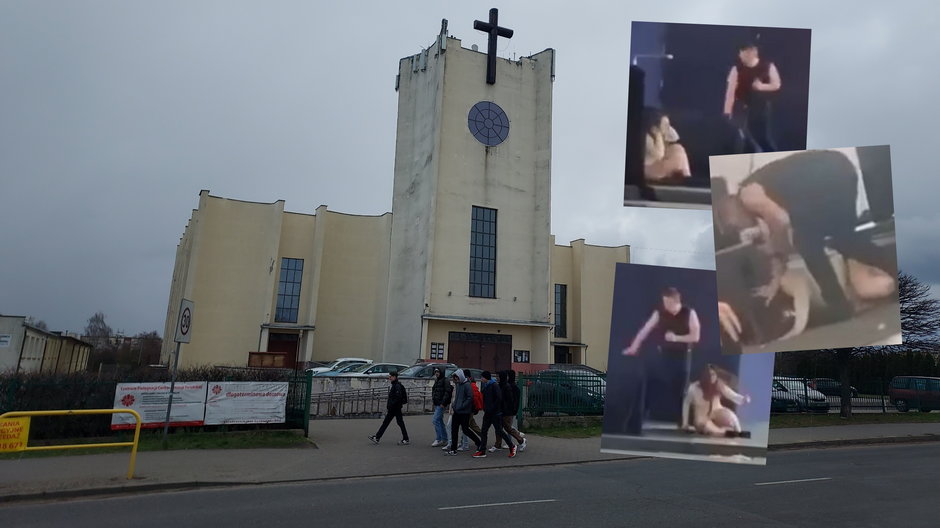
473, 371, 516, 459
723, 42, 781, 153
735, 149, 898, 323
622, 287, 701, 432
493, 370, 526, 452
369, 371, 410, 445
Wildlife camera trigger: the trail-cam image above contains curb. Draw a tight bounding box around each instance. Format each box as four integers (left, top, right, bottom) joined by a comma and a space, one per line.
3, 435, 938, 504
768, 433, 940, 451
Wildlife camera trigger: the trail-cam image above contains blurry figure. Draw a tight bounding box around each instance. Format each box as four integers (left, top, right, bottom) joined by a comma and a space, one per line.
723, 42, 781, 153
681, 364, 751, 436
643, 108, 692, 183
735, 150, 898, 322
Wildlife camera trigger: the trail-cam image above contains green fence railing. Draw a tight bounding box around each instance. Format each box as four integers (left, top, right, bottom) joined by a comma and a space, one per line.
518, 371, 606, 418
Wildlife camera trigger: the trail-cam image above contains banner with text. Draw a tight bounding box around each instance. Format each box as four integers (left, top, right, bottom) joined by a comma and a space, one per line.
112, 382, 207, 430
204, 382, 288, 425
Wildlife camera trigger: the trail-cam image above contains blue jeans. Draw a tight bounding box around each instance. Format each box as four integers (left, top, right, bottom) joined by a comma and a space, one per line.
432, 406, 447, 442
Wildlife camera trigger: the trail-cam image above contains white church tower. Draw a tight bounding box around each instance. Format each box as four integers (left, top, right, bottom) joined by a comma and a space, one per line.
383, 13, 556, 371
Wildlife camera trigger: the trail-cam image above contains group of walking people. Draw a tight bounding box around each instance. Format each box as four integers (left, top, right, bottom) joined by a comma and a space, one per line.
369, 367, 528, 459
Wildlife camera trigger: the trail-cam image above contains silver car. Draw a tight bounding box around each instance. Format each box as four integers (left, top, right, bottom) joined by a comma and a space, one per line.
773, 377, 830, 413
336, 362, 409, 377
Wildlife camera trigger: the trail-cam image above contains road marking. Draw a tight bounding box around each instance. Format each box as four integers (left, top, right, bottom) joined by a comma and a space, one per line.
439, 499, 558, 510
754, 477, 832, 486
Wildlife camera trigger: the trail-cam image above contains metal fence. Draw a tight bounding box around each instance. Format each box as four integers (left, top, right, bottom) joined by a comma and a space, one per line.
772, 377, 891, 414
310, 385, 434, 418
518, 371, 606, 418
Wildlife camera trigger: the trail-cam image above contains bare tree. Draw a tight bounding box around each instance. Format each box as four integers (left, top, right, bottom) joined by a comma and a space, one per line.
84, 311, 112, 337
831, 271, 940, 417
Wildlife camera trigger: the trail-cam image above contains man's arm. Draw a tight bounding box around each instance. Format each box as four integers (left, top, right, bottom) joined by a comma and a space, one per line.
739, 183, 792, 251
723, 67, 738, 115
623, 311, 659, 355
753, 63, 782, 92
668, 309, 701, 344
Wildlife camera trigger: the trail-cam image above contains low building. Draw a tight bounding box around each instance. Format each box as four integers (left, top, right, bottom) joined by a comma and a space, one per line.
0, 315, 92, 374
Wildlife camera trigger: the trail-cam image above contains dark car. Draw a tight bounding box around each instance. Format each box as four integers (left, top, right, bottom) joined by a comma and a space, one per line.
397, 363, 458, 379
889, 376, 940, 412
524, 369, 605, 417
807, 378, 859, 398
770, 383, 801, 413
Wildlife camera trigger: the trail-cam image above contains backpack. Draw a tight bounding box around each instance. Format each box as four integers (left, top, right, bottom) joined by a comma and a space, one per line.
471, 383, 484, 413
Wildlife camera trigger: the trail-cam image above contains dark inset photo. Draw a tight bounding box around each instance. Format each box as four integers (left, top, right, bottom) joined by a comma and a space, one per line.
624, 21, 811, 209
601, 263, 774, 465
710, 146, 902, 355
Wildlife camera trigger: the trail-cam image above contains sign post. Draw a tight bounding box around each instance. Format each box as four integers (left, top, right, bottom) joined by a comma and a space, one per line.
162, 298, 193, 449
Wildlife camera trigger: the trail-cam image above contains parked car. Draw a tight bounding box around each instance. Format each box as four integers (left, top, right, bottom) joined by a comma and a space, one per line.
889, 376, 940, 412
771, 381, 802, 413
306, 357, 372, 375
524, 369, 605, 417
313, 363, 371, 377
548, 363, 606, 376
398, 363, 458, 379
336, 362, 409, 377
773, 376, 829, 413
807, 378, 859, 398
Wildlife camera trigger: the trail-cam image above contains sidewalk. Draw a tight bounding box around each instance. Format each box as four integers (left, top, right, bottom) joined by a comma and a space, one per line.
1, 418, 938, 503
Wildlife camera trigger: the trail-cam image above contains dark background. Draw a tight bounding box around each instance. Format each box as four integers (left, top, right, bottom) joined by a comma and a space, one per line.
625, 22, 812, 192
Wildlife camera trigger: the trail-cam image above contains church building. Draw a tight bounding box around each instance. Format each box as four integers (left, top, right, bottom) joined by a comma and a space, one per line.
161, 16, 629, 373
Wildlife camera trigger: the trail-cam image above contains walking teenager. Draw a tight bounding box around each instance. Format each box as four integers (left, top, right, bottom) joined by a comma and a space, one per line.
446, 370, 481, 455
430, 368, 452, 447
474, 371, 516, 459
369, 371, 410, 445
493, 370, 526, 452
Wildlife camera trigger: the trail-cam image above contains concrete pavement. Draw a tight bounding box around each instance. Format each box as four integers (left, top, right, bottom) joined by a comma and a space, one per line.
1, 416, 938, 503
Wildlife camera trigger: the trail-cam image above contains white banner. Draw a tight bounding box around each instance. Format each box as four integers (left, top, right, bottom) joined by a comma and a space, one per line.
112, 382, 207, 430
204, 382, 289, 425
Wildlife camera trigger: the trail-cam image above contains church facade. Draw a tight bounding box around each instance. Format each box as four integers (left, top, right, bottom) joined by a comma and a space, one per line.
161, 26, 629, 373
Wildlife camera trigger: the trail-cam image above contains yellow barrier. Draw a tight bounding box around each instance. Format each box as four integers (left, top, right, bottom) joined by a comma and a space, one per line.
0, 409, 143, 479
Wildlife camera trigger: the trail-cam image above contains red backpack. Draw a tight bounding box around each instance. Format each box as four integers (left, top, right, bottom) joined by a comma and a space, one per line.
471, 382, 484, 414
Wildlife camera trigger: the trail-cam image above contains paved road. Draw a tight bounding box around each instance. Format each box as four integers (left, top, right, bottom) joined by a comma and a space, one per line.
3, 443, 936, 527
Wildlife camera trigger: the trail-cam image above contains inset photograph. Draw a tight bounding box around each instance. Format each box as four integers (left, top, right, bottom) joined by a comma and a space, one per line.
601, 263, 774, 465
711, 146, 901, 354
624, 21, 811, 209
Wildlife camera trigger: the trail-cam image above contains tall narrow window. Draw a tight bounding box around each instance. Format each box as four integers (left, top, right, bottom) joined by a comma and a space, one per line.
469, 206, 497, 298
275, 258, 304, 323
554, 284, 567, 338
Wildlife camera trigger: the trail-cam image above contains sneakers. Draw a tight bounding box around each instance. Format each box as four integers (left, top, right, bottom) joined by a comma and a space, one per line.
508, 446, 517, 458
519, 438, 527, 452
431, 440, 443, 447
442, 444, 451, 451
488, 446, 498, 452
472, 450, 487, 458
444, 450, 458, 456
398, 439, 410, 445
368, 435, 379, 445
457, 446, 469, 452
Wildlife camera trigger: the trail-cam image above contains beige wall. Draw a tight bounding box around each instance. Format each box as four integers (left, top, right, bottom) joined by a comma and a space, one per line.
168, 192, 285, 368
551, 240, 630, 372
308, 210, 391, 363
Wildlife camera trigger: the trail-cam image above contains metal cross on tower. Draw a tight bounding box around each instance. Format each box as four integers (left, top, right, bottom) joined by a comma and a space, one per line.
473, 8, 514, 85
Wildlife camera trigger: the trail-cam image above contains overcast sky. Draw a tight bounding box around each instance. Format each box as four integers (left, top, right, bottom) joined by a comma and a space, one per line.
2, 1, 938, 336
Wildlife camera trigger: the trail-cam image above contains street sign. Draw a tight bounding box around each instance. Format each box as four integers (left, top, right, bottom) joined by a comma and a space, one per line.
174, 299, 194, 344
0, 416, 30, 452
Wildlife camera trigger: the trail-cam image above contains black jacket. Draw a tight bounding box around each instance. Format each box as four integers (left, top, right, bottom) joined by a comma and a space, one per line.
432, 375, 452, 407
481, 379, 503, 415
499, 380, 516, 415
387, 380, 407, 409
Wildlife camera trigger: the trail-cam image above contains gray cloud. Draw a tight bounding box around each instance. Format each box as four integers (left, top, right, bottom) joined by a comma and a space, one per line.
1, 0, 937, 335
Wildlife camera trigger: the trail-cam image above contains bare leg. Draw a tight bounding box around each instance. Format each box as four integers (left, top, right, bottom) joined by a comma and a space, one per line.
710, 407, 741, 433
846, 258, 896, 300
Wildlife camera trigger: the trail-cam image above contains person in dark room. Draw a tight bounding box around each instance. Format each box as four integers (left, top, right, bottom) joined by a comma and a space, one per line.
723, 42, 781, 153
